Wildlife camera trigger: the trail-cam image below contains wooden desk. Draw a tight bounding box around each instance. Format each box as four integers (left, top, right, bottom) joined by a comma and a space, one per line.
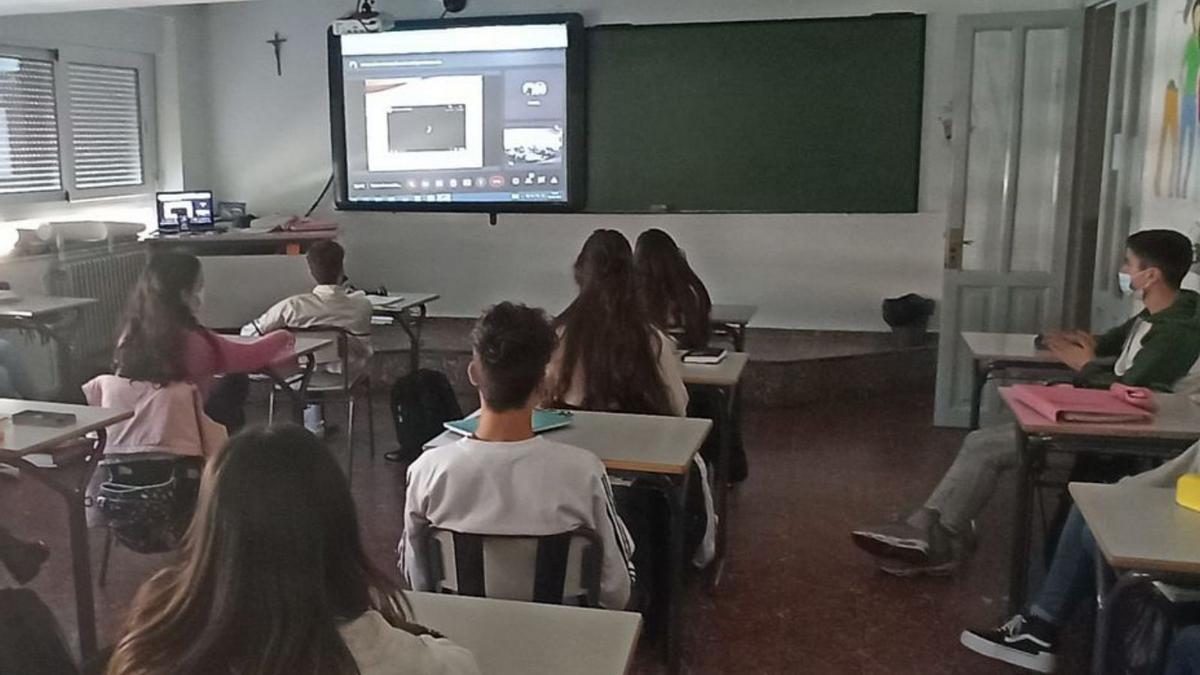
0, 295, 98, 398
368, 293, 441, 372
1071, 483, 1200, 575
1071, 483, 1200, 674
680, 352, 749, 591
407, 591, 641, 675
147, 228, 336, 256
0, 399, 132, 658
427, 410, 710, 673
710, 304, 757, 352
1000, 388, 1200, 613
961, 332, 1068, 430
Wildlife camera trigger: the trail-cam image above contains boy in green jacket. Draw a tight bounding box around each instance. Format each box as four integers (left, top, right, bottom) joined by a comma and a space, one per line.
852, 229, 1200, 576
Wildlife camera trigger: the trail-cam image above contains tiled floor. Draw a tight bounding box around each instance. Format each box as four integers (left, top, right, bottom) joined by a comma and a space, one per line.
1, 390, 1089, 673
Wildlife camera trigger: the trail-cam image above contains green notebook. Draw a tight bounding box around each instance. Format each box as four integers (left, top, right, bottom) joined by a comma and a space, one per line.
443, 409, 574, 437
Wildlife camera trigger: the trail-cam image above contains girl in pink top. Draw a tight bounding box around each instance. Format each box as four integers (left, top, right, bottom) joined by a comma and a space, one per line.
114, 251, 294, 430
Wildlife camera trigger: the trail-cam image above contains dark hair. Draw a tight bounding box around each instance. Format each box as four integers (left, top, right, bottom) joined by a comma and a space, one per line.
547, 229, 675, 416
307, 241, 346, 286
1128, 229, 1195, 289
106, 425, 409, 675
114, 252, 207, 384
472, 302, 557, 411
634, 229, 712, 350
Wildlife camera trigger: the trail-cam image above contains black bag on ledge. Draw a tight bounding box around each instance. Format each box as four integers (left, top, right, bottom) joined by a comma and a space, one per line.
387, 369, 463, 463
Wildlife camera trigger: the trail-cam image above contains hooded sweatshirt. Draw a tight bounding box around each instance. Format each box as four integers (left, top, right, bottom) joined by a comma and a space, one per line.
1080, 289, 1200, 393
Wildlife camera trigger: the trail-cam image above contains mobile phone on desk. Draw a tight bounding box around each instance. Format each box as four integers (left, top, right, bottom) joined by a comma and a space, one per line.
13, 410, 77, 428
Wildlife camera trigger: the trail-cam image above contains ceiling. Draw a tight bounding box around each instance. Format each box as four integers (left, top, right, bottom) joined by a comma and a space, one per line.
0, 0, 254, 16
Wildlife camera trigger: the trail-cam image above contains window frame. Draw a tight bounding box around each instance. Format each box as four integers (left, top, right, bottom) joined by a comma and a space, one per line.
0, 41, 157, 205
0, 44, 67, 205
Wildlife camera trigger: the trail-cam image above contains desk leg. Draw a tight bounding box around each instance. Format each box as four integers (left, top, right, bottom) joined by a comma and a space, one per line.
708, 386, 733, 593
1009, 431, 1036, 615
1091, 555, 1111, 675
970, 360, 986, 431
9, 429, 107, 659
733, 323, 746, 352
1092, 569, 1146, 675
394, 304, 428, 374
267, 353, 316, 424
664, 470, 690, 674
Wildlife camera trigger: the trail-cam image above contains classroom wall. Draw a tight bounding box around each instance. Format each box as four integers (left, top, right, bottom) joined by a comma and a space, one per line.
193, 0, 1079, 330
1141, 0, 1200, 242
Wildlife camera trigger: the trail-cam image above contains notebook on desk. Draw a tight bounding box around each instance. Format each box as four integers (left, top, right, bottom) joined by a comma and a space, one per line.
682, 348, 727, 364
444, 410, 573, 437
1008, 384, 1156, 424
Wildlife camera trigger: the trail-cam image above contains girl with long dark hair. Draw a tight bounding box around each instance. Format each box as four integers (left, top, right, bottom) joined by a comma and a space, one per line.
105, 426, 479, 675
114, 252, 293, 430
545, 230, 715, 574
544, 229, 687, 415
634, 228, 712, 350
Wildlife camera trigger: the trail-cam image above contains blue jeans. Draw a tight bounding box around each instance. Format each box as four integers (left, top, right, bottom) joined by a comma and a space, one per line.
0, 338, 34, 399
1030, 505, 1097, 624
1167, 626, 1200, 675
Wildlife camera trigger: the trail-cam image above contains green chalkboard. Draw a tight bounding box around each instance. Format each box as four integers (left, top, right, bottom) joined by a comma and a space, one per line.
585, 14, 926, 213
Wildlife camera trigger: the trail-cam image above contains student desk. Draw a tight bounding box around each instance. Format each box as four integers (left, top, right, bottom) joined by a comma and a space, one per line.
407, 591, 642, 675
427, 410, 711, 673
0, 399, 132, 658
368, 293, 440, 372
710, 304, 757, 352
0, 295, 98, 398
961, 332, 1068, 430
1001, 388, 1200, 614
680, 352, 749, 589
1071, 483, 1200, 675
232, 335, 333, 423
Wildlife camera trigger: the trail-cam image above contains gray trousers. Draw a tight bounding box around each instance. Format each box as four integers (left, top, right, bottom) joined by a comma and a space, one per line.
924, 423, 1020, 532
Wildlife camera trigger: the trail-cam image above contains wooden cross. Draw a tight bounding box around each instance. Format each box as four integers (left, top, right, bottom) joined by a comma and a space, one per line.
267, 32, 287, 76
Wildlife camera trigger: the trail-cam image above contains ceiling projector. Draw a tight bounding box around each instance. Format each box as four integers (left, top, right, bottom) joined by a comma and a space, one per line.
332, 1, 394, 35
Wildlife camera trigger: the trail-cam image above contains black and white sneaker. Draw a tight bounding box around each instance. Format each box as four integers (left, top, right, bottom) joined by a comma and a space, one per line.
851, 521, 931, 564
961, 614, 1058, 673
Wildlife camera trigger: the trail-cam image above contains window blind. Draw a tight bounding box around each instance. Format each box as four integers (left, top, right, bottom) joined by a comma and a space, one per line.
0, 53, 63, 195
67, 62, 144, 190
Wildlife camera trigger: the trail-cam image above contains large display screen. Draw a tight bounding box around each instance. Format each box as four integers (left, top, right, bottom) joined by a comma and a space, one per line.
328, 14, 585, 212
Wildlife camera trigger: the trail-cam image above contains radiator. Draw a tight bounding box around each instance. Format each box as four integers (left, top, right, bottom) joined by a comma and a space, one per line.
45, 243, 147, 367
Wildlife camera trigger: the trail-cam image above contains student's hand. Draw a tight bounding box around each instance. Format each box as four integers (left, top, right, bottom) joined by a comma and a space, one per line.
1043, 331, 1095, 350
1047, 338, 1096, 372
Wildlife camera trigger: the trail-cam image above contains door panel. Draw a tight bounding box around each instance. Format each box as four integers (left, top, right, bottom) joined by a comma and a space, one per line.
934, 10, 1084, 427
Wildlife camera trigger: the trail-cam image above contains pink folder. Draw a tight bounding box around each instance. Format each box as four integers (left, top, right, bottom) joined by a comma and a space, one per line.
1007, 383, 1156, 424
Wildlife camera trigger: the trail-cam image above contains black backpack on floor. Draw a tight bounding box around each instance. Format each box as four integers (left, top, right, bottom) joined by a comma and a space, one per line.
390, 369, 463, 462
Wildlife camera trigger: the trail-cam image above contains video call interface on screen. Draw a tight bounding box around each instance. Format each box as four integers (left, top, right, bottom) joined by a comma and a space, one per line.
156, 191, 214, 232
340, 23, 570, 205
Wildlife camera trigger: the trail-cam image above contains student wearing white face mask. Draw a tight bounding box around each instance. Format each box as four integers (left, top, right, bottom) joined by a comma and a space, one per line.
851, 229, 1200, 580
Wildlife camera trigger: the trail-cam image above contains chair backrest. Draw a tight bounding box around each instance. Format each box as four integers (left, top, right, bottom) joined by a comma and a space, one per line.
426, 527, 602, 607
287, 325, 357, 390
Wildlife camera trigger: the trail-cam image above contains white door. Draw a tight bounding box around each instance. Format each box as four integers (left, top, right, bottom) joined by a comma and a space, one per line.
934, 11, 1085, 428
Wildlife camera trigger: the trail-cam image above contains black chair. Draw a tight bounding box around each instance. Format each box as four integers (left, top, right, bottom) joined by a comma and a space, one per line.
424, 527, 602, 607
